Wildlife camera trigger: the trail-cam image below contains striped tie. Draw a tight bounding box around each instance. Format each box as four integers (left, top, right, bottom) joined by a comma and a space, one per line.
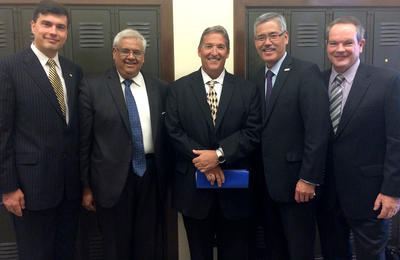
207, 80, 218, 125
47, 58, 66, 118
329, 74, 345, 134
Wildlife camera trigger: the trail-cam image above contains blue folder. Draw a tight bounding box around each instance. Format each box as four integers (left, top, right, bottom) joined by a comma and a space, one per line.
196, 169, 249, 189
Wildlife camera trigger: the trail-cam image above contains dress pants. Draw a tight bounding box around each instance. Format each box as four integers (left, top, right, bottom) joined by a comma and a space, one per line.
12, 198, 80, 260
96, 155, 162, 260
263, 191, 316, 260
317, 202, 390, 260
182, 199, 250, 260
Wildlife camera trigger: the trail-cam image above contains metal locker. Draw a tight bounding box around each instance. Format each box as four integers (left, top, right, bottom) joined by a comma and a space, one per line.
118, 7, 161, 78
290, 10, 326, 70
0, 7, 15, 58
69, 7, 113, 77
373, 10, 400, 71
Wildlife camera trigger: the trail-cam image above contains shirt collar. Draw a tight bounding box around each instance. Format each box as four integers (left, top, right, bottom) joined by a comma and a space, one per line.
265, 52, 287, 76
330, 59, 360, 85
31, 43, 61, 69
201, 68, 225, 85
117, 71, 144, 86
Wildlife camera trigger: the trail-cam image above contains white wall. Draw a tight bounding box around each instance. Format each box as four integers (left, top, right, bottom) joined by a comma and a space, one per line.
173, 0, 234, 80
172, 0, 234, 258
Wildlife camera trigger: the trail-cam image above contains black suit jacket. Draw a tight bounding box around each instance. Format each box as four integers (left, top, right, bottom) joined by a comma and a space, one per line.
324, 63, 400, 219
79, 67, 169, 208
165, 69, 261, 220
252, 55, 330, 203
0, 48, 83, 210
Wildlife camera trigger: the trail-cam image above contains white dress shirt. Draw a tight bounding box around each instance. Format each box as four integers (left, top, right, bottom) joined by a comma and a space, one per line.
201, 68, 225, 100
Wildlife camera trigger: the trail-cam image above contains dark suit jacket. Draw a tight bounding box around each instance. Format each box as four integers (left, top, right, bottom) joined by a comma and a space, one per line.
165, 69, 261, 220
79, 67, 169, 208
252, 55, 330, 203
324, 63, 400, 219
0, 48, 83, 210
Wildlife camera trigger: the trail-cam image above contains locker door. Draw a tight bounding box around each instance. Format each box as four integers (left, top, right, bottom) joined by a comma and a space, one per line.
246, 8, 286, 79
0, 8, 15, 58
0, 206, 18, 260
290, 10, 326, 70
332, 10, 368, 63
69, 7, 112, 77
118, 8, 160, 77
373, 11, 400, 71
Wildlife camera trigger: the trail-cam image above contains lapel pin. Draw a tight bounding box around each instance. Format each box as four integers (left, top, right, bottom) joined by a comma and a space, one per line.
69, 73, 72, 78
284, 68, 290, 72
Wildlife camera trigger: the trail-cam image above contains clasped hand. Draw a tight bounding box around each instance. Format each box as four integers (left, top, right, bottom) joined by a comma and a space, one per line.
192, 149, 225, 187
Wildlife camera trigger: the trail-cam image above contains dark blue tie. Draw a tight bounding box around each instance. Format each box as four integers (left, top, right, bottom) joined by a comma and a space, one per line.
265, 70, 275, 107
123, 79, 146, 177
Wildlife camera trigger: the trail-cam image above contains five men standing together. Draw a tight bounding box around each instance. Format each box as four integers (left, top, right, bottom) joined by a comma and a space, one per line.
0, 1, 400, 260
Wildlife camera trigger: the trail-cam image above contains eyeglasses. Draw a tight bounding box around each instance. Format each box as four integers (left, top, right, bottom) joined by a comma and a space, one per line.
116, 48, 144, 57
255, 31, 286, 42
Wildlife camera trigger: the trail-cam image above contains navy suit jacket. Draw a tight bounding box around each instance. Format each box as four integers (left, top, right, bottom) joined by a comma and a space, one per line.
324, 63, 400, 219
252, 55, 330, 202
165, 69, 261, 220
0, 48, 83, 210
79, 67, 170, 208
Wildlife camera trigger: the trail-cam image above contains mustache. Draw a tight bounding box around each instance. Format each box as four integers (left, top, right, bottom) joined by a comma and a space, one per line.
261, 46, 276, 52
206, 54, 220, 60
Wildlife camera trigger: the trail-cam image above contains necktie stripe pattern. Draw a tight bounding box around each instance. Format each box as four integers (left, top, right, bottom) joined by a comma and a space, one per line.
47, 58, 66, 118
329, 74, 345, 134
207, 80, 218, 125
123, 79, 147, 177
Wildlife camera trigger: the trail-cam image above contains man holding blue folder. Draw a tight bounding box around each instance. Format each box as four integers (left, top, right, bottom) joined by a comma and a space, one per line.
165, 25, 261, 260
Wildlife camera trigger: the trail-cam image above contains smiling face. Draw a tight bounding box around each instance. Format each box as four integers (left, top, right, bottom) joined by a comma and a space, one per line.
327, 23, 364, 73
113, 37, 145, 79
254, 19, 288, 68
31, 13, 68, 58
198, 32, 229, 79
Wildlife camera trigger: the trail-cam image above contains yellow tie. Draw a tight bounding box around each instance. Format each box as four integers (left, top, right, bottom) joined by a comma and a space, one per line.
47, 58, 66, 118
207, 80, 218, 125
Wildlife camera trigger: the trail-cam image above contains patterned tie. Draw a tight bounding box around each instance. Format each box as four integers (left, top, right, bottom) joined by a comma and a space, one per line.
123, 79, 146, 177
207, 80, 219, 125
47, 58, 66, 118
329, 74, 345, 134
265, 70, 275, 107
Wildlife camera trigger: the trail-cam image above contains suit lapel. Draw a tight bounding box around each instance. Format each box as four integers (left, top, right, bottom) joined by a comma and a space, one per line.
264, 55, 292, 127
105, 68, 132, 135
143, 74, 161, 143
215, 71, 235, 131
190, 70, 214, 129
336, 64, 371, 136
23, 48, 65, 121
254, 68, 267, 121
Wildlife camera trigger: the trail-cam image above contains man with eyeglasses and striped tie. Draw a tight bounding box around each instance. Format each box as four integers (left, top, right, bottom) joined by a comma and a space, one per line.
79, 28, 170, 259
251, 12, 330, 260
317, 16, 400, 260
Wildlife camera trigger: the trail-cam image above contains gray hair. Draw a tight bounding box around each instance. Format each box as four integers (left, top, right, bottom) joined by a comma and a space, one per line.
254, 12, 287, 36
326, 16, 365, 42
113, 28, 147, 51
198, 25, 230, 51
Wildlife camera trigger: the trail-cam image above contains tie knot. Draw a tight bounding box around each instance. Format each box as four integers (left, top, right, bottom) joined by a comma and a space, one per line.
47, 58, 56, 68
123, 79, 133, 88
335, 74, 345, 85
266, 70, 274, 80
207, 80, 216, 88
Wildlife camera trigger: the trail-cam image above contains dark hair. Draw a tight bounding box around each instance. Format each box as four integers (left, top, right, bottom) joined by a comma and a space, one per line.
198, 25, 230, 51
326, 16, 365, 42
33, 0, 69, 26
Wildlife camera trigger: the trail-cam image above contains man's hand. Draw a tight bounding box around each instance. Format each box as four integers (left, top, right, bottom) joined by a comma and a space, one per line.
294, 180, 316, 203
374, 193, 400, 219
204, 166, 225, 187
192, 149, 218, 172
2, 189, 25, 217
82, 187, 96, 212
